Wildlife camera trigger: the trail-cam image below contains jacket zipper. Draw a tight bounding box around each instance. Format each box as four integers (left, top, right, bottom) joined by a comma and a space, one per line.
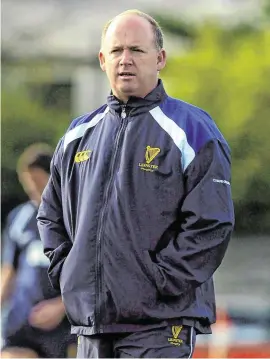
95, 105, 128, 332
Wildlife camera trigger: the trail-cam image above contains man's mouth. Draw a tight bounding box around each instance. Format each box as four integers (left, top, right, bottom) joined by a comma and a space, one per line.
119, 72, 135, 77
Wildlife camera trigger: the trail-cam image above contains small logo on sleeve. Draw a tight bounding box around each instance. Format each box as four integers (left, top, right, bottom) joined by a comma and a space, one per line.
139, 145, 160, 172
213, 178, 230, 185
74, 150, 92, 163
168, 325, 183, 346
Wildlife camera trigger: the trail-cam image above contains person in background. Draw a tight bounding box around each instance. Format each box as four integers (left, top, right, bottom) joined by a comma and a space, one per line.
37, 9, 235, 358
1, 143, 76, 358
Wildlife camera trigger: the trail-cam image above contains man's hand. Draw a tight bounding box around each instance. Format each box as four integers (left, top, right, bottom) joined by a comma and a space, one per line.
28, 296, 66, 331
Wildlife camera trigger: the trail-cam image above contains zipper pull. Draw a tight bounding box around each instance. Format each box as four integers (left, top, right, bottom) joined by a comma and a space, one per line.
121, 106, 127, 119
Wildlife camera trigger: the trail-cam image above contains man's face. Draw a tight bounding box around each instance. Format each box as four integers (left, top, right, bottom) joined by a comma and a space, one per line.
19, 168, 49, 205
99, 15, 166, 102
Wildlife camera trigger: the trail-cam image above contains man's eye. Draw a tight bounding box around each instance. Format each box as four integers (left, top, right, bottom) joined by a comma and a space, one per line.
111, 49, 120, 53
133, 49, 143, 52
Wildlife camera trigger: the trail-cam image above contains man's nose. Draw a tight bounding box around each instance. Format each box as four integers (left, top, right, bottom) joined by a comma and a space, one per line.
119, 49, 133, 66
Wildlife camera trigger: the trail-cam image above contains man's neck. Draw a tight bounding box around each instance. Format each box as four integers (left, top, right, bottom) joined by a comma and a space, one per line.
113, 83, 159, 104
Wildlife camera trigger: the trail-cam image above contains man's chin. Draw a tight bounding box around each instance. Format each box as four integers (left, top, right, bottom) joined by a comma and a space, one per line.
113, 84, 140, 101
118, 85, 138, 97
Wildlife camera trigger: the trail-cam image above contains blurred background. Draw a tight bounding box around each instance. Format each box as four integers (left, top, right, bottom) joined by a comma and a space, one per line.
1, 0, 270, 357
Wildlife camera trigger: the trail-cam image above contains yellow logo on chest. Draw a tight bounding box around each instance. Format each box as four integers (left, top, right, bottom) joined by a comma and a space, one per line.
138, 145, 160, 172
74, 150, 92, 163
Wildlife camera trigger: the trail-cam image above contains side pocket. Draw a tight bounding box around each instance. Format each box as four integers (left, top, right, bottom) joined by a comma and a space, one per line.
58, 254, 77, 326
59, 249, 72, 292
59, 256, 67, 291
142, 250, 164, 292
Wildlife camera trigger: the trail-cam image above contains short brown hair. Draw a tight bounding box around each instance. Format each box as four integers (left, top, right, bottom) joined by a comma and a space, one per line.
17, 143, 54, 176
101, 9, 164, 50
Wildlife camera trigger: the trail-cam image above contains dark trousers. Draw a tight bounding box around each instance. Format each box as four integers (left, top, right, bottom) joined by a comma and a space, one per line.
77, 325, 196, 358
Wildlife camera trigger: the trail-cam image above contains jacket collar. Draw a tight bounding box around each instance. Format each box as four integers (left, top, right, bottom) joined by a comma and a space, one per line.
107, 79, 168, 117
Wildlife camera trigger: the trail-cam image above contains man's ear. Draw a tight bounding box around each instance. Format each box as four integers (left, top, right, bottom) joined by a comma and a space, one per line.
99, 51, 106, 72
157, 49, 167, 71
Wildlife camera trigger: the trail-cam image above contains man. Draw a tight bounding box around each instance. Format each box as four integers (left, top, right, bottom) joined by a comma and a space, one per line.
1, 143, 76, 358
37, 9, 235, 358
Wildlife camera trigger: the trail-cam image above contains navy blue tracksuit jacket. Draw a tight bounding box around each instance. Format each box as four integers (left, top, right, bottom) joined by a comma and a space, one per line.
37, 80, 235, 336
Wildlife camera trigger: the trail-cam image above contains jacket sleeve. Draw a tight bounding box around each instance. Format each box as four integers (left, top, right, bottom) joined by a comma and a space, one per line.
37, 140, 72, 290
152, 139, 235, 296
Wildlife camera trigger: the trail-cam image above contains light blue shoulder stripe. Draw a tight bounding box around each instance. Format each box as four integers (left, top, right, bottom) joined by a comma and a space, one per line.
149, 106, 195, 171
63, 107, 109, 151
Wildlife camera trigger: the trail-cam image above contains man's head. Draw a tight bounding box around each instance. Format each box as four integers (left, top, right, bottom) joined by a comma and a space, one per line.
99, 9, 167, 103
17, 143, 53, 205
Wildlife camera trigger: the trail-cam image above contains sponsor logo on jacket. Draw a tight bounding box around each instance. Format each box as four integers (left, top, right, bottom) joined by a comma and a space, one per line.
74, 150, 92, 163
